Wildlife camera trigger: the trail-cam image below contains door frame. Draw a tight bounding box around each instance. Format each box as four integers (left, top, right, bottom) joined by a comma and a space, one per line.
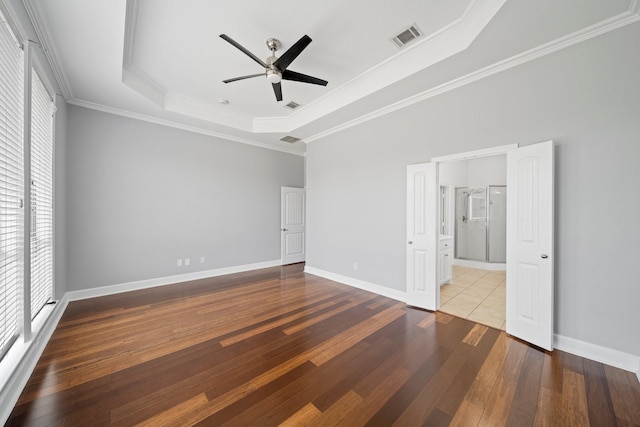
429, 143, 518, 312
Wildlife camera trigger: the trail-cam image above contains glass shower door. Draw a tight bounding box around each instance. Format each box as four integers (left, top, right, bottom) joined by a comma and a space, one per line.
455, 187, 487, 262
488, 186, 507, 262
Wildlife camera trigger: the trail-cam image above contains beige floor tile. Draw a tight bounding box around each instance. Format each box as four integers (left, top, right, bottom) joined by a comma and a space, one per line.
485, 271, 506, 281
440, 300, 477, 318
470, 305, 505, 321
451, 292, 486, 305
473, 280, 501, 291
461, 286, 492, 299
439, 266, 506, 331
481, 297, 505, 310
461, 268, 490, 279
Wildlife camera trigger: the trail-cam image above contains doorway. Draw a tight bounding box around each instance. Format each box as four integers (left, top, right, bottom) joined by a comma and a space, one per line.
439, 156, 507, 329
406, 141, 554, 350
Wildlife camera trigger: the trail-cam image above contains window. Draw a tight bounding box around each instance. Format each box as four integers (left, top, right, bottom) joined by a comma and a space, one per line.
0, 6, 55, 364
0, 7, 23, 361
29, 70, 54, 318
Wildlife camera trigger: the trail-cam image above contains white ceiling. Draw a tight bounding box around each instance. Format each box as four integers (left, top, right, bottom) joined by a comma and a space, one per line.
23, 0, 639, 154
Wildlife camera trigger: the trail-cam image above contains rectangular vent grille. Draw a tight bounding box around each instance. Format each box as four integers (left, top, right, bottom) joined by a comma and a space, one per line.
285, 101, 301, 109
391, 24, 423, 48
280, 135, 301, 143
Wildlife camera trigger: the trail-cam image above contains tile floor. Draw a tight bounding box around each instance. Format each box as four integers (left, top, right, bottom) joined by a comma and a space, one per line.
439, 265, 506, 330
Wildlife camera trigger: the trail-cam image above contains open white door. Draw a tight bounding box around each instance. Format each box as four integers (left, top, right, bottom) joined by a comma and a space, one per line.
506, 141, 554, 350
406, 163, 438, 310
281, 187, 305, 265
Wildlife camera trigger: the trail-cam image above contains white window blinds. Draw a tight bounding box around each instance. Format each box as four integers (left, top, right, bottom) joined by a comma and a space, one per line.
0, 10, 24, 359
29, 70, 53, 318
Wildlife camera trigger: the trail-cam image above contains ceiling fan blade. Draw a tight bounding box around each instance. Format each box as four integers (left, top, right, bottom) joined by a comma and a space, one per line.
282, 70, 328, 86
273, 35, 312, 71
220, 34, 268, 68
223, 73, 265, 83
272, 82, 283, 101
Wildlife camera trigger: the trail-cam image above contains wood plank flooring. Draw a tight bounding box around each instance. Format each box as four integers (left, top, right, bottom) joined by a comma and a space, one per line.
7, 263, 640, 426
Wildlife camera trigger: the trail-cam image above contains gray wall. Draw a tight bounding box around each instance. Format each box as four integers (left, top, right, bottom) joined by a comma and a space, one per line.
306, 22, 640, 358
66, 106, 304, 291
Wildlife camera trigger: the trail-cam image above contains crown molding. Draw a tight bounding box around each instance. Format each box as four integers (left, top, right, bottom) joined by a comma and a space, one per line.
66, 98, 305, 157
22, 0, 73, 99
255, 0, 507, 133
121, 0, 505, 134
304, 4, 640, 144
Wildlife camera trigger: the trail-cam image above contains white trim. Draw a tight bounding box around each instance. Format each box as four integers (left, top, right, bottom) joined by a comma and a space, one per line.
432, 143, 517, 163
257, 0, 507, 134
304, 266, 407, 303
65, 99, 305, 157
118, 0, 505, 135
67, 260, 282, 301
554, 334, 640, 380
452, 259, 506, 271
0, 296, 69, 425
304, 7, 640, 144
22, 0, 72, 99
0, 0, 26, 45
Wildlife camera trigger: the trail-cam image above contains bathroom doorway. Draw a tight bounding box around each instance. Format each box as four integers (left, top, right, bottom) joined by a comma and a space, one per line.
438, 156, 507, 329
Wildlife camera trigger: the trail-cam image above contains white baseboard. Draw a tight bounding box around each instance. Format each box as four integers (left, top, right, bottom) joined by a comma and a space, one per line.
67, 259, 282, 301
0, 295, 69, 425
453, 259, 506, 270
305, 266, 640, 380
554, 334, 640, 381
303, 266, 407, 303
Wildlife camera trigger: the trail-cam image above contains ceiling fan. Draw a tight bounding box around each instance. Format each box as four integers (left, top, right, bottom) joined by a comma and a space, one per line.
219, 34, 328, 102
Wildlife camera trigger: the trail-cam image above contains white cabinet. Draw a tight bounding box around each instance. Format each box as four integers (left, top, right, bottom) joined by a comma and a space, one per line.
439, 236, 454, 285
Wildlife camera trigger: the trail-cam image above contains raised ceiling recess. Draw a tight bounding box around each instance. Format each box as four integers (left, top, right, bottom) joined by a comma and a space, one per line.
121, 0, 505, 134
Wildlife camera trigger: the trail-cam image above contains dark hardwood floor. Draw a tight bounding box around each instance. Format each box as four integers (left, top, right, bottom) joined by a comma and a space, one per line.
7, 263, 640, 426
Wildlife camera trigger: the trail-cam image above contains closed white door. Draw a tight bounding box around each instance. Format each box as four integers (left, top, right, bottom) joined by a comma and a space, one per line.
506, 141, 554, 350
406, 163, 438, 310
281, 187, 305, 265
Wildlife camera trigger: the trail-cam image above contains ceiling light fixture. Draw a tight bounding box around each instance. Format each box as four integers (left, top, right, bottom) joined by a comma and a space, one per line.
266, 69, 282, 84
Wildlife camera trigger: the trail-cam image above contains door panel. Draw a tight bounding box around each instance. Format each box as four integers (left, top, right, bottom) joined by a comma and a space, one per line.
281, 187, 305, 265
506, 141, 554, 350
406, 163, 437, 310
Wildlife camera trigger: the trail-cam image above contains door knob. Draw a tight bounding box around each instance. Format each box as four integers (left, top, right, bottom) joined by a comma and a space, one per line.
541, 254, 548, 259
282, 228, 288, 231
408, 241, 413, 244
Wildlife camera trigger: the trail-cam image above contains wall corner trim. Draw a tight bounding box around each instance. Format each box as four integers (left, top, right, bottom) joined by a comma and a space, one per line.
554, 334, 640, 378
304, 266, 407, 303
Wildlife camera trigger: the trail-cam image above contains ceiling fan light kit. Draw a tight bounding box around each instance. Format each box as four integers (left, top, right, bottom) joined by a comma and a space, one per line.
220, 34, 328, 102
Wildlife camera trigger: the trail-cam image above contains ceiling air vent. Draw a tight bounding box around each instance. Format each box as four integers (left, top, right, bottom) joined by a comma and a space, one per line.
285, 101, 301, 110
280, 136, 301, 143
391, 24, 423, 48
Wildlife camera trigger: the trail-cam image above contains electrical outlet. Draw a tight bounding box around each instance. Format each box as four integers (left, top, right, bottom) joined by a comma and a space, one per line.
185, 258, 191, 266
353, 263, 358, 270
177, 259, 182, 267
200, 257, 205, 264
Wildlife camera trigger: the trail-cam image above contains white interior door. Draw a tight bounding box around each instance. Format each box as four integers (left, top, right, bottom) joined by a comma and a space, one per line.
281, 187, 305, 265
406, 163, 438, 310
506, 141, 554, 350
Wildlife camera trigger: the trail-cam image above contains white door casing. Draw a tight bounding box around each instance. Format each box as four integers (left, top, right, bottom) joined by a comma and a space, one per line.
506, 141, 554, 350
406, 163, 438, 310
281, 187, 306, 265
